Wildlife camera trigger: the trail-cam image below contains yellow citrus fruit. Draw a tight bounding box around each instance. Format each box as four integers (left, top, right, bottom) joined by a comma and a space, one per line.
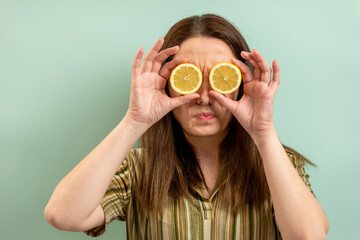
170, 63, 202, 94
209, 62, 242, 94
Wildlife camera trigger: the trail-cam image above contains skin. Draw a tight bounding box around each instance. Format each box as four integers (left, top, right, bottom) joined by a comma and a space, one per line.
45, 36, 329, 239
169, 37, 240, 194
169, 37, 238, 141
166, 37, 329, 238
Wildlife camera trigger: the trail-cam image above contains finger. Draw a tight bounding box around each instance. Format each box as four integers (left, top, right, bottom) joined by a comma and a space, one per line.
270, 60, 280, 93
251, 49, 271, 84
209, 90, 237, 114
132, 46, 144, 81
241, 51, 261, 81
151, 45, 179, 73
169, 93, 200, 109
231, 57, 253, 84
141, 37, 164, 73
158, 57, 188, 80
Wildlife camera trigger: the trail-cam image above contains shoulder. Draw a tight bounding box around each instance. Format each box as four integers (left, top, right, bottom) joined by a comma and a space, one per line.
120, 148, 143, 182
127, 148, 143, 165
284, 147, 315, 197
126, 148, 143, 164
285, 150, 306, 169
284, 147, 314, 170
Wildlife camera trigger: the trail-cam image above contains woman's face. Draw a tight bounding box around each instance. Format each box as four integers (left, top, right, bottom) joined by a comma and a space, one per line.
169, 37, 239, 140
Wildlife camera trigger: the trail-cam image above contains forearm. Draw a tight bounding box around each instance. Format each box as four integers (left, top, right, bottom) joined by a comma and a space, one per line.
253, 128, 329, 240
44, 115, 148, 227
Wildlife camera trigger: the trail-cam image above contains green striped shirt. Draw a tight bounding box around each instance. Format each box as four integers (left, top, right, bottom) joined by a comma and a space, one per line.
84, 148, 314, 239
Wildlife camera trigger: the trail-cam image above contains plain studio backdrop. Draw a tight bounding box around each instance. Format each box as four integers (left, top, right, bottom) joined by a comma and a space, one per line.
1, 0, 359, 239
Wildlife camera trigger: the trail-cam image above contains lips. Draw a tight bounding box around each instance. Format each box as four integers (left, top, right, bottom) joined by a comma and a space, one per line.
195, 112, 215, 121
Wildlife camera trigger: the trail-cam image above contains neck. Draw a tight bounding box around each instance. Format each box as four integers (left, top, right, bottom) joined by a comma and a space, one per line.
185, 134, 224, 161
185, 133, 225, 197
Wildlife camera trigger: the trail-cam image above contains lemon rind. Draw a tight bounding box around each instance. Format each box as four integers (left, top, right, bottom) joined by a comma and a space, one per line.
209, 62, 242, 94
170, 63, 203, 95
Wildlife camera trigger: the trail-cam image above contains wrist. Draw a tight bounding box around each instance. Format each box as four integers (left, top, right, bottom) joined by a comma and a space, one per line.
251, 126, 278, 147
122, 113, 150, 137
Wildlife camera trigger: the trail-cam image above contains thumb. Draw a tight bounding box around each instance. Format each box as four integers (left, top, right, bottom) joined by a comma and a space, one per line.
169, 93, 200, 109
209, 90, 237, 113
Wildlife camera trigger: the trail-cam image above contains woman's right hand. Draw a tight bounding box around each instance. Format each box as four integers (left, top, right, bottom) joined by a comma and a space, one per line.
124, 37, 199, 129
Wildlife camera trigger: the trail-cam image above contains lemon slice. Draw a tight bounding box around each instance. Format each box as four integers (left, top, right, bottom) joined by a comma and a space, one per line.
209, 62, 242, 94
170, 63, 202, 94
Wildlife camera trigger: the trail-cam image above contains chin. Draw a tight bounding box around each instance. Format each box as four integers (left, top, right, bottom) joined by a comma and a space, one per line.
186, 126, 225, 137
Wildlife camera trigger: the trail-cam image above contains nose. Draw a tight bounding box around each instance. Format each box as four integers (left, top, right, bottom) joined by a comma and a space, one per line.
196, 78, 214, 105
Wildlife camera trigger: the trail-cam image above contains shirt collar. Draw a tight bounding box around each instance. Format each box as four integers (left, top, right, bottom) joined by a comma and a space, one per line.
192, 181, 221, 202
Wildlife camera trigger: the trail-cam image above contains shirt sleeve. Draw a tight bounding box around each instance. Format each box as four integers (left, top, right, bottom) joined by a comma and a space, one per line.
83, 148, 141, 237
287, 153, 315, 197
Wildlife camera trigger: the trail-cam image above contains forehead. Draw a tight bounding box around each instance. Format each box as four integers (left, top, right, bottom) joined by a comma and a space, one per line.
173, 37, 236, 67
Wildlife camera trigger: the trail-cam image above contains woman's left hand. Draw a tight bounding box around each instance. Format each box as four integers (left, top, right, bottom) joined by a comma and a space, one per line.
209, 49, 280, 140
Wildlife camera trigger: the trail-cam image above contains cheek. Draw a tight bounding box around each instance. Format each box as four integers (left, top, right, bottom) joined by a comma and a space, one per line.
216, 99, 234, 124
169, 86, 190, 124
172, 107, 181, 120
172, 105, 187, 127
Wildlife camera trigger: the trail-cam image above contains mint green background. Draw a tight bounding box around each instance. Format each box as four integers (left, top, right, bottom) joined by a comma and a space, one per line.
1, 0, 359, 239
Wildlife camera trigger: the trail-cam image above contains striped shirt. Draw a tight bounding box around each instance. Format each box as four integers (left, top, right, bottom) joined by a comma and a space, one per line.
84, 148, 314, 239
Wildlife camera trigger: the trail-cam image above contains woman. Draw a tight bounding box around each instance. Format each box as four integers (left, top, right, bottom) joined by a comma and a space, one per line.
44, 14, 329, 239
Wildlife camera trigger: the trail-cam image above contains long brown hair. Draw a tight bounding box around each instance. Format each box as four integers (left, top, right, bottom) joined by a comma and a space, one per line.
135, 14, 314, 213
